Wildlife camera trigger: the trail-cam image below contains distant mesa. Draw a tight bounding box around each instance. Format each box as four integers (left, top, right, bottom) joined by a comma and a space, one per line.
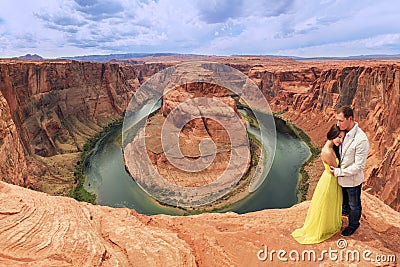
7, 53, 400, 62
61, 53, 202, 62
60, 52, 400, 62
14, 54, 44, 60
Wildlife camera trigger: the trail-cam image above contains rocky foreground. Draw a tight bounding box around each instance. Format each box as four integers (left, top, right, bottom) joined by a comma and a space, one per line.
0, 181, 398, 266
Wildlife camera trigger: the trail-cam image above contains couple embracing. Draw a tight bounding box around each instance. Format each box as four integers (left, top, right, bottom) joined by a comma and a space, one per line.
292, 106, 370, 244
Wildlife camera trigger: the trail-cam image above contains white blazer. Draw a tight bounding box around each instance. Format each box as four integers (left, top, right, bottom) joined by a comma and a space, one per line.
334, 123, 370, 187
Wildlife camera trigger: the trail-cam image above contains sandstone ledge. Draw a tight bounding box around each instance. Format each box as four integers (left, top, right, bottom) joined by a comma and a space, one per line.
0, 181, 398, 266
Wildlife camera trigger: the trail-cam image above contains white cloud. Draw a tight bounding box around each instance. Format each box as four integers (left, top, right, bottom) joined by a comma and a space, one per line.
363, 34, 400, 49
0, 0, 399, 58
279, 34, 400, 57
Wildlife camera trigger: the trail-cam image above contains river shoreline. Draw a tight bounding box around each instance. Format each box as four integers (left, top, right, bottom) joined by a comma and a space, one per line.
71, 119, 123, 204
273, 113, 321, 202
78, 109, 315, 214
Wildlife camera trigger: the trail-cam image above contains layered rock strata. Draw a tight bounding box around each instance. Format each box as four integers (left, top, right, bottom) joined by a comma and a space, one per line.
0, 90, 30, 186
0, 180, 398, 266
0, 60, 166, 193
1, 58, 400, 210
0, 61, 138, 157
248, 63, 400, 211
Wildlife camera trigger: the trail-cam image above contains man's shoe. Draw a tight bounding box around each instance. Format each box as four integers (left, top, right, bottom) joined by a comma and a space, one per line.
341, 227, 357, 237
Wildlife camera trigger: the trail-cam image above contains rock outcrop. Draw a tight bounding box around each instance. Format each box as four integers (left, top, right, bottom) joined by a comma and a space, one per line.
1, 180, 398, 266
152, 81, 248, 188
0, 181, 195, 266
123, 64, 252, 207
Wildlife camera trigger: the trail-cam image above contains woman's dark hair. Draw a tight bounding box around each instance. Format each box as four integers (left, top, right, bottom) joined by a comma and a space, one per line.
333, 144, 340, 161
327, 124, 341, 140
327, 124, 342, 160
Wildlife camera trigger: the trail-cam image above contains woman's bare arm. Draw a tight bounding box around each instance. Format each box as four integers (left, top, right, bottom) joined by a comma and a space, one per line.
321, 147, 338, 167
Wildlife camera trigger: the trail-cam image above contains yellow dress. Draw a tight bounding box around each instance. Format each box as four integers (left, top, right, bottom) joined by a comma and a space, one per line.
291, 159, 342, 244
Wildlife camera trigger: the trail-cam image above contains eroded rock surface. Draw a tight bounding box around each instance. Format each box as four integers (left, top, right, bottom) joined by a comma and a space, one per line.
0, 181, 398, 266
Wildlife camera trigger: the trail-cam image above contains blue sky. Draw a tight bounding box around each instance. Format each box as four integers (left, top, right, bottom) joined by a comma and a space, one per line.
0, 0, 399, 58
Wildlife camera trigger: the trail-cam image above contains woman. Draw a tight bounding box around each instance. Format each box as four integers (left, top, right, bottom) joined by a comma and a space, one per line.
291, 124, 345, 244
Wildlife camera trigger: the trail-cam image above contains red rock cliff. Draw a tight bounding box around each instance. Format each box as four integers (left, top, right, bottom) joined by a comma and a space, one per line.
1, 59, 400, 211
0, 61, 137, 156
0, 90, 30, 186
245, 61, 400, 211
0, 60, 166, 190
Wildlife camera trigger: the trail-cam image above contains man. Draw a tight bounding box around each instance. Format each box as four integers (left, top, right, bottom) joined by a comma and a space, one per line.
330, 106, 370, 237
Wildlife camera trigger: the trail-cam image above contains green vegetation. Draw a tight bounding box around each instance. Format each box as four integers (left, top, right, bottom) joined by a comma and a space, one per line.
71, 159, 96, 204
70, 119, 123, 204
240, 111, 260, 128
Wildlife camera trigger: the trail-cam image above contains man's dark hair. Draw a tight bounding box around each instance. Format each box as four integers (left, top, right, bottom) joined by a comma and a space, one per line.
336, 105, 354, 118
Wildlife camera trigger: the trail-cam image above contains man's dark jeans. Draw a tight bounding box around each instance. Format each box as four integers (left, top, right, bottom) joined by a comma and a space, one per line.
342, 184, 362, 230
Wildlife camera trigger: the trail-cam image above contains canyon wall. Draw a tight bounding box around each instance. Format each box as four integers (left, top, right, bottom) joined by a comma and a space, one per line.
0, 90, 29, 186
246, 62, 400, 211
0, 61, 138, 157
0, 60, 167, 190
0, 58, 399, 211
